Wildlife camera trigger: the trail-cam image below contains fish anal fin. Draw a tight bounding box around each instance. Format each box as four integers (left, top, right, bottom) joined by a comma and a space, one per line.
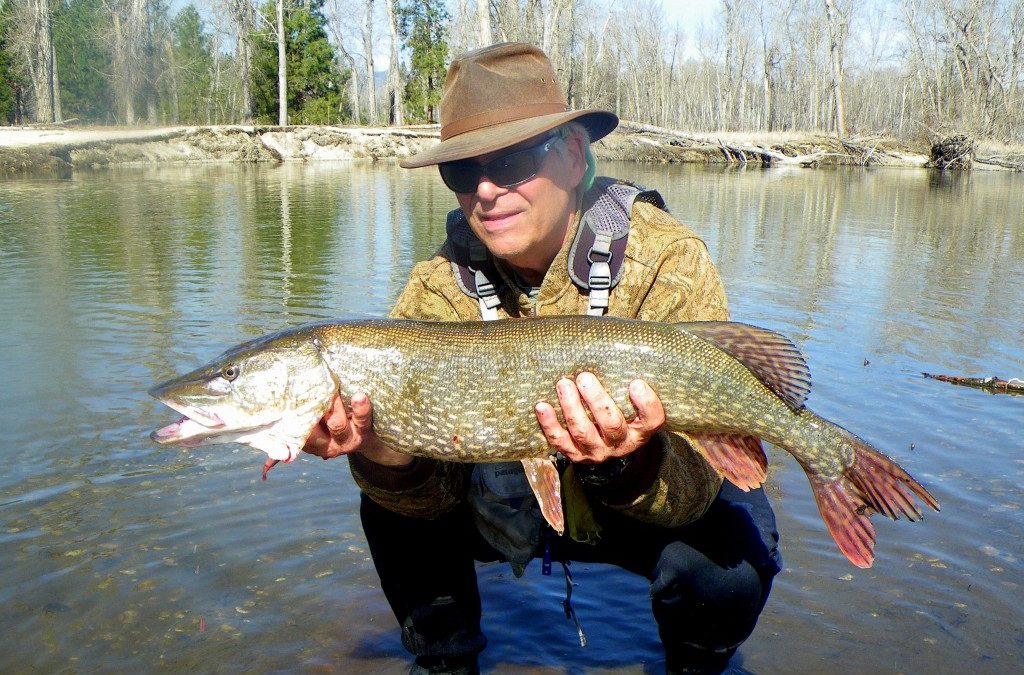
809, 475, 877, 568
683, 321, 811, 411
521, 457, 564, 535
688, 432, 768, 491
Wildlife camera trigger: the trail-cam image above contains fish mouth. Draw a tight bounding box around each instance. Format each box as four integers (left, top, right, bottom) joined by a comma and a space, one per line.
150, 416, 222, 447
149, 394, 229, 447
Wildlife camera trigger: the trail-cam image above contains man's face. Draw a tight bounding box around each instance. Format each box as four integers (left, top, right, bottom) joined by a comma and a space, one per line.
452, 132, 588, 283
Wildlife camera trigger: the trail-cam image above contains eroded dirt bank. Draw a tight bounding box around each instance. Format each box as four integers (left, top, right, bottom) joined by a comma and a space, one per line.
1, 122, 1020, 174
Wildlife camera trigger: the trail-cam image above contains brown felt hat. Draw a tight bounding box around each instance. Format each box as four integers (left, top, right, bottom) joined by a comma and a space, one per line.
400, 42, 618, 168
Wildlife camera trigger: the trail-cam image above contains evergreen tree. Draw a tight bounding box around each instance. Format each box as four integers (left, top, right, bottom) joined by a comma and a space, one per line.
0, 1, 21, 124
251, 0, 347, 125
53, 0, 115, 123
398, 0, 448, 124
169, 5, 214, 123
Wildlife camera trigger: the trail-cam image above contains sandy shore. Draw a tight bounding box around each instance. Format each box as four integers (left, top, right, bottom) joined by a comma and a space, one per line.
0, 126, 199, 148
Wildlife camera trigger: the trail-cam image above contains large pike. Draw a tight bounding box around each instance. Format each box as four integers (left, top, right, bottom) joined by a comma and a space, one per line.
149, 316, 939, 568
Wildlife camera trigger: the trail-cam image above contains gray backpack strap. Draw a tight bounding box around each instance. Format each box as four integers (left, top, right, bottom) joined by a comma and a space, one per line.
567, 177, 667, 316
445, 209, 503, 320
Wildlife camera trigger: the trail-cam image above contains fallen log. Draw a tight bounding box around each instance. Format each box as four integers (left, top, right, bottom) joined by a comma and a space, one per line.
922, 372, 1024, 394
975, 155, 1024, 171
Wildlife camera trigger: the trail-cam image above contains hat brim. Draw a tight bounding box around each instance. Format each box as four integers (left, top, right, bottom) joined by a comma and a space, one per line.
399, 109, 618, 168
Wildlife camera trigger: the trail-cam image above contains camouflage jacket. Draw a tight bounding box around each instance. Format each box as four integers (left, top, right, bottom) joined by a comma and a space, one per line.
348, 188, 726, 529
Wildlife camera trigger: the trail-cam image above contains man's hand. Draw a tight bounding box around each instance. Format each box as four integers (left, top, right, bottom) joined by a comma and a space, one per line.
302, 394, 413, 467
534, 372, 666, 464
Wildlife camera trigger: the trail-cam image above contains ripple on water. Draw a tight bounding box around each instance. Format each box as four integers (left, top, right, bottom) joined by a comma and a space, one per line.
1, 164, 1023, 671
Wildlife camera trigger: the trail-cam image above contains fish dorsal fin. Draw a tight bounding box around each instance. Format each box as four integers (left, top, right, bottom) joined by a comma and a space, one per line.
683, 321, 811, 411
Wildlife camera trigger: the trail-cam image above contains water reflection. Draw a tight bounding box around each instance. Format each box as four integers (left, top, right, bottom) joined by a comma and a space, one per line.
0, 161, 1021, 672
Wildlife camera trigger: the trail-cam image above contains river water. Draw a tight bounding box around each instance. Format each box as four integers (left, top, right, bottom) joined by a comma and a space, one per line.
0, 160, 1021, 673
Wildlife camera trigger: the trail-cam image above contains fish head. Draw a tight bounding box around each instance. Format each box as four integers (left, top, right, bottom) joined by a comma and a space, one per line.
149, 330, 337, 463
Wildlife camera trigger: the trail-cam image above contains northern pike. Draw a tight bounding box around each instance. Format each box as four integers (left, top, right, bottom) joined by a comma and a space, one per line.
149, 316, 939, 568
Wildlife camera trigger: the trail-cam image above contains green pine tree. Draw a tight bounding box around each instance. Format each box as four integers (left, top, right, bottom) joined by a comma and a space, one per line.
251, 0, 348, 125
398, 0, 449, 124
169, 4, 214, 123
0, 0, 24, 124
53, 0, 115, 123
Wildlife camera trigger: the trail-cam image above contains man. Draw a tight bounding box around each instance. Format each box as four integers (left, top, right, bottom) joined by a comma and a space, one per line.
304, 42, 781, 674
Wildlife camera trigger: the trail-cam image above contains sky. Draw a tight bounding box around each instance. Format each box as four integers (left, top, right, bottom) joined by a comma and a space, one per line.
173, 0, 723, 65
662, 0, 719, 31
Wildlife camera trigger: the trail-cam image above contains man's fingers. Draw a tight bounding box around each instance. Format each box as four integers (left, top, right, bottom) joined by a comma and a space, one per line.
349, 393, 374, 432
576, 372, 628, 444
535, 400, 583, 461
628, 379, 666, 433
556, 377, 601, 446
322, 395, 350, 437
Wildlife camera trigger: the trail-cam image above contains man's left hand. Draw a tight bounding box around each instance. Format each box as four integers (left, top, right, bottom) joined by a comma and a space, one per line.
534, 372, 666, 464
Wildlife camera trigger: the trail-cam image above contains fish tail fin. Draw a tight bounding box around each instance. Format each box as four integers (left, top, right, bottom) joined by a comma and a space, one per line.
809, 474, 877, 568
809, 433, 940, 568
844, 433, 941, 520
521, 457, 564, 535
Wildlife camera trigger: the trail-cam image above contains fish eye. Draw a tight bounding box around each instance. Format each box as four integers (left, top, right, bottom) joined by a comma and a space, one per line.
221, 365, 240, 381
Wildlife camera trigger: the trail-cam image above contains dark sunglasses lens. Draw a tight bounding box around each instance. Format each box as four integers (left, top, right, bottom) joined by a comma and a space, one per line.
439, 163, 480, 193
438, 138, 551, 193
488, 150, 539, 187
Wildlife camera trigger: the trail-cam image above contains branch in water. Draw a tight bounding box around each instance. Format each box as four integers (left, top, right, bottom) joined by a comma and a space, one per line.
922, 373, 1024, 394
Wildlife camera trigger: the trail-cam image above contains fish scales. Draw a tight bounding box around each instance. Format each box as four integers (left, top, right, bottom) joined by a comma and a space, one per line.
150, 315, 939, 567
310, 318, 803, 465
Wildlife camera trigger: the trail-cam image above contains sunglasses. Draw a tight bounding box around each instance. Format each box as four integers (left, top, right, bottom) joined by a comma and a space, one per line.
438, 135, 559, 194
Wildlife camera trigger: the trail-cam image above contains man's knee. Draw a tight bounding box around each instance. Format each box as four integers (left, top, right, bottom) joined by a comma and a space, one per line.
651, 541, 773, 651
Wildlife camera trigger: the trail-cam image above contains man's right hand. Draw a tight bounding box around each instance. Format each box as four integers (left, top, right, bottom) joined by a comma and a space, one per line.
302, 394, 414, 467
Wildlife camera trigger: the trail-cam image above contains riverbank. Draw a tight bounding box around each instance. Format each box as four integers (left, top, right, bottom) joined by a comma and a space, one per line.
1, 122, 1021, 174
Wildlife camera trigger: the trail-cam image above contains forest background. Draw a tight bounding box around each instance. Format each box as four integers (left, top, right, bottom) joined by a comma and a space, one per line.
2, 0, 1023, 144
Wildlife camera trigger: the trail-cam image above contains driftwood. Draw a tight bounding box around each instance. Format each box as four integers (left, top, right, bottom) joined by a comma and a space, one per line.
615, 122, 862, 167
975, 154, 1024, 171
927, 134, 976, 169
922, 372, 1024, 394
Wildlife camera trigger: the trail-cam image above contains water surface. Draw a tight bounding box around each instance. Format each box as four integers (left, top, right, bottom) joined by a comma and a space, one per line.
1, 160, 1021, 673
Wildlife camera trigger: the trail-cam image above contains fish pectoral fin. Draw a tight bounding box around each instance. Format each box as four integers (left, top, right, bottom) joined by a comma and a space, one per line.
521, 457, 564, 535
240, 424, 311, 462
687, 432, 768, 491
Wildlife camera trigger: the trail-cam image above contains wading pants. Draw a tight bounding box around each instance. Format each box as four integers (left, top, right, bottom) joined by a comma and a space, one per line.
360, 481, 782, 674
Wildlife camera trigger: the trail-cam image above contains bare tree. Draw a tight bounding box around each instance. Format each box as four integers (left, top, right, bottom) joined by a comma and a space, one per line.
477, 0, 492, 45
325, 0, 362, 122
102, 0, 152, 124
8, 0, 62, 123
824, 0, 848, 136
227, 0, 256, 122
364, 0, 379, 123
384, 0, 403, 125
277, 0, 287, 125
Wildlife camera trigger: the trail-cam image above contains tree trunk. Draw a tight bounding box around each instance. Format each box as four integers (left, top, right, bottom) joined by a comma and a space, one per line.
103, 0, 150, 125
325, 0, 361, 123
277, 0, 287, 126
477, 0, 491, 46
364, 0, 378, 124
824, 0, 847, 137
164, 37, 179, 122
384, 0, 403, 126
28, 0, 57, 123
49, 25, 62, 123
228, 0, 255, 123
139, 0, 156, 125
